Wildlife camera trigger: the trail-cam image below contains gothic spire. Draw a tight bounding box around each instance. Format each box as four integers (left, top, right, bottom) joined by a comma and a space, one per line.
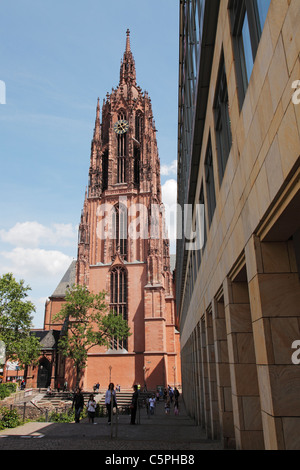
93, 97, 101, 141
120, 29, 136, 85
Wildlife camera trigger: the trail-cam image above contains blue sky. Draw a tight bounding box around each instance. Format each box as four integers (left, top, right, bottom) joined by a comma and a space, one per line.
0, 0, 179, 328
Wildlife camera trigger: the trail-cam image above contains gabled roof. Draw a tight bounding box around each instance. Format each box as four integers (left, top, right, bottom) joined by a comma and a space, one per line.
31, 330, 60, 350
51, 260, 76, 298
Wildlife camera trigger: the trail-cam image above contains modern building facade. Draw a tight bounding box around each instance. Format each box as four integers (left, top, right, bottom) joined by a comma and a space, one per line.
39, 31, 181, 392
177, 0, 300, 450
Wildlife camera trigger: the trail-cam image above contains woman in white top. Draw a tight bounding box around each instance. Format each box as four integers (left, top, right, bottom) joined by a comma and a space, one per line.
105, 383, 117, 424
149, 395, 156, 415
87, 394, 97, 424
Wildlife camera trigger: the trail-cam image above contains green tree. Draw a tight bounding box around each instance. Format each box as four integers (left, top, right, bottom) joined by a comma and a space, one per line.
54, 284, 131, 386
0, 273, 41, 373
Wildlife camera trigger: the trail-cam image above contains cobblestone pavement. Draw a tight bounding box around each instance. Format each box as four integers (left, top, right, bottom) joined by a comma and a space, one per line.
0, 399, 223, 451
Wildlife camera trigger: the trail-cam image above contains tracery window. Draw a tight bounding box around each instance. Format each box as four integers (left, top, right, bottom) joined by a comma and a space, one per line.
135, 112, 143, 143
113, 204, 127, 260
117, 111, 127, 183
134, 147, 140, 186
102, 149, 108, 191
110, 266, 128, 350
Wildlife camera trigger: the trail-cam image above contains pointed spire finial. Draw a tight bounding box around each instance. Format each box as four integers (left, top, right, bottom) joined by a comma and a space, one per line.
126, 29, 131, 53
119, 29, 136, 85
93, 97, 101, 141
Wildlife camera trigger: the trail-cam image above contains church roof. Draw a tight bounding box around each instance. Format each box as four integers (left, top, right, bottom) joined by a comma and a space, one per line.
51, 260, 76, 298
30, 330, 60, 350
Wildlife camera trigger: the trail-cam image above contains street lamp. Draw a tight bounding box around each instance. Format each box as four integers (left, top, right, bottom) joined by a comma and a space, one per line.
173, 365, 176, 389
109, 365, 112, 384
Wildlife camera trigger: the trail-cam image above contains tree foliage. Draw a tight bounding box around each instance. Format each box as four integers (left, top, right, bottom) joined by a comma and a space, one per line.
0, 273, 40, 368
54, 284, 131, 385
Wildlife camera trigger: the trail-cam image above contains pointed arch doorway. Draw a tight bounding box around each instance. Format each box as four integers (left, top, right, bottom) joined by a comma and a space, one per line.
37, 357, 51, 388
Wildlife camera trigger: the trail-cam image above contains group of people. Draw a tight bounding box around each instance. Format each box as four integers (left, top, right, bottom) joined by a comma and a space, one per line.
71, 383, 181, 424
163, 386, 180, 415
143, 386, 181, 416
92, 382, 100, 393
72, 389, 98, 424
72, 383, 139, 425
105, 382, 138, 425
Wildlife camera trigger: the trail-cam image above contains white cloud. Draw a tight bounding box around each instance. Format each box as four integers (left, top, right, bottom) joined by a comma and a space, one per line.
0, 221, 77, 248
161, 179, 178, 253
0, 247, 73, 279
162, 179, 177, 208
0, 221, 77, 328
161, 160, 177, 177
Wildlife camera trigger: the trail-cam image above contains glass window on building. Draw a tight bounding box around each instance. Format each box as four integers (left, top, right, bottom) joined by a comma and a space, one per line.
230, 0, 271, 107
241, 12, 254, 88
256, 0, 271, 34
214, 52, 232, 185
205, 136, 217, 226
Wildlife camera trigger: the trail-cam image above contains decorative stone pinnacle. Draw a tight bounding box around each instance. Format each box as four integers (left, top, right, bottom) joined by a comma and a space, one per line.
126, 29, 131, 53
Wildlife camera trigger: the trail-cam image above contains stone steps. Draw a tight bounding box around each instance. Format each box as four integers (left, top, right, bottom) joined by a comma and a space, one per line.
97, 390, 155, 411
36, 391, 102, 409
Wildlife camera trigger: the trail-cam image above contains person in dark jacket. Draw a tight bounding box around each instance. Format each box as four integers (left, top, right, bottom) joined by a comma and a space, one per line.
130, 384, 139, 425
72, 388, 84, 423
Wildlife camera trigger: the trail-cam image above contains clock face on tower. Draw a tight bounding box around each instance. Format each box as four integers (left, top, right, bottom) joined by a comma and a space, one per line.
114, 119, 129, 135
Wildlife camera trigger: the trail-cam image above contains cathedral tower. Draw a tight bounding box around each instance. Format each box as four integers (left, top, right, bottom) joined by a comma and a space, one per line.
45, 31, 180, 390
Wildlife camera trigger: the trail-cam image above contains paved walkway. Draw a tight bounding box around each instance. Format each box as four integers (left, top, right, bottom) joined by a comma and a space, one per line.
0, 399, 223, 451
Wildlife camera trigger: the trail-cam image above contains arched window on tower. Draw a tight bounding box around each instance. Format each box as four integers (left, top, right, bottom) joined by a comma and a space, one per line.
113, 203, 127, 260
117, 111, 127, 184
134, 147, 140, 186
110, 266, 128, 351
135, 112, 143, 143
102, 149, 108, 191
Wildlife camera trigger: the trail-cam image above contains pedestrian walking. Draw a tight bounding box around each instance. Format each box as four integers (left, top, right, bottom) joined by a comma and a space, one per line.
105, 383, 117, 424
87, 394, 97, 424
72, 388, 84, 423
130, 384, 139, 424
165, 395, 171, 415
168, 385, 174, 403
149, 394, 156, 415
174, 387, 180, 407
